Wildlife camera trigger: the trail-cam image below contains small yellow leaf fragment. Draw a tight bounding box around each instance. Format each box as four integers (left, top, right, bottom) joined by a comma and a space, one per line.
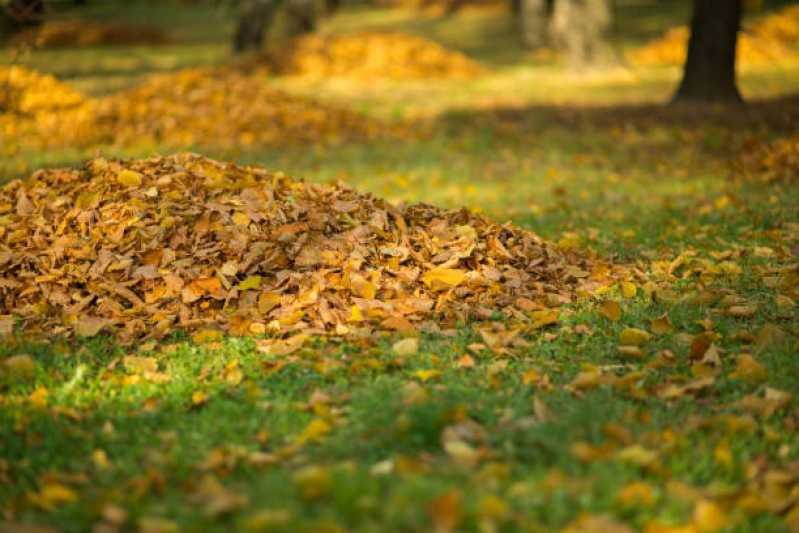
530, 308, 559, 329
92, 449, 111, 470
237, 275, 262, 291
29, 386, 48, 408
29, 482, 77, 510
117, 169, 143, 187
232, 212, 250, 226
75, 316, 108, 337
730, 354, 768, 384
650, 314, 673, 335
692, 500, 729, 532
297, 418, 332, 445
192, 390, 209, 407
422, 267, 467, 291
599, 300, 622, 321
392, 337, 419, 356
443, 439, 480, 467
616, 445, 658, 467
414, 369, 441, 382
348, 305, 364, 322
619, 328, 652, 346
621, 282, 637, 299
193, 329, 223, 344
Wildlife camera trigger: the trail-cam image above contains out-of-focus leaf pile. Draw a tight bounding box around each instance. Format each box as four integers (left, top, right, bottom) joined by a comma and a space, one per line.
0, 66, 403, 152
0, 153, 621, 342
0, 66, 86, 114
265, 32, 485, 79
737, 133, 799, 183
0, 66, 98, 152
12, 20, 167, 48
629, 5, 799, 67
93, 68, 401, 148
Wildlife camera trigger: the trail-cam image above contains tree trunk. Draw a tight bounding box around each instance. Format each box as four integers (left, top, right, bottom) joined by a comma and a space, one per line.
233, 0, 277, 53
550, 0, 612, 68
519, 0, 547, 49
2, 0, 45, 34
673, 0, 742, 103
284, 0, 317, 39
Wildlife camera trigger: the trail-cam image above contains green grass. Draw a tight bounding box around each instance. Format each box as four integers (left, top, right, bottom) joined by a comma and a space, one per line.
2, 1, 799, 531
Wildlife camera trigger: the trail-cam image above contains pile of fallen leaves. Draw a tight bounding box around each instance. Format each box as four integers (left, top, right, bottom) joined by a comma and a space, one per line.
736, 133, 799, 183
0, 153, 619, 342
12, 20, 167, 48
266, 32, 485, 79
0, 65, 86, 114
0, 65, 98, 152
628, 5, 799, 67
1, 66, 401, 151
93, 67, 398, 147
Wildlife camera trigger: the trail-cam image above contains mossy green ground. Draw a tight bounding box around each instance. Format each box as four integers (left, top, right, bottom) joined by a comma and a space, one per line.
2, 1, 799, 531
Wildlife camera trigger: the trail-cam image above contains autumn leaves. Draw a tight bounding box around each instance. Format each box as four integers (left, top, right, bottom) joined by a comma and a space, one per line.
0, 153, 617, 343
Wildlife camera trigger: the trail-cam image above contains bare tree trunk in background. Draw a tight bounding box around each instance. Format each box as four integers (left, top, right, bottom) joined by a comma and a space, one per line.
233, 0, 277, 52
550, 0, 612, 68
673, 0, 742, 104
520, 0, 547, 49
283, 0, 317, 39
2, 0, 45, 35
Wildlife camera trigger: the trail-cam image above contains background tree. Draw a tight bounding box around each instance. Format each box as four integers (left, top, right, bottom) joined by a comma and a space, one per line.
549, 0, 613, 67
1, 0, 45, 36
518, 0, 548, 49
234, 0, 277, 52
673, 0, 743, 103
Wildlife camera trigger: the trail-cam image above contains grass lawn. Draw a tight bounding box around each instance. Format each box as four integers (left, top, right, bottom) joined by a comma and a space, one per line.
2, 1, 799, 532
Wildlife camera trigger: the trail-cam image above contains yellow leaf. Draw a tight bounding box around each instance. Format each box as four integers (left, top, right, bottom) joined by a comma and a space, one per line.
232, 212, 250, 226
530, 308, 559, 329
297, 418, 332, 444
29, 386, 48, 408
692, 500, 728, 532
621, 282, 637, 299
443, 439, 480, 467
237, 275, 262, 291
192, 390, 209, 406
422, 267, 467, 291
730, 354, 768, 384
30, 483, 77, 510
650, 314, 673, 335
599, 300, 622, 321
117, 169, 143, 187
193, 329, 223, 344
414, 369, 441, 382
616, 445, 658, 466
392, 337, 419, 356
348, 305, 364, 322
223, 359, 243, 385
619, 328, 652, 346
75, 316, 108, 337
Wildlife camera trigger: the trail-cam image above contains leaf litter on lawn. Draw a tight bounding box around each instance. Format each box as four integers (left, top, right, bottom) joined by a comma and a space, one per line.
0, 153, 627, 342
